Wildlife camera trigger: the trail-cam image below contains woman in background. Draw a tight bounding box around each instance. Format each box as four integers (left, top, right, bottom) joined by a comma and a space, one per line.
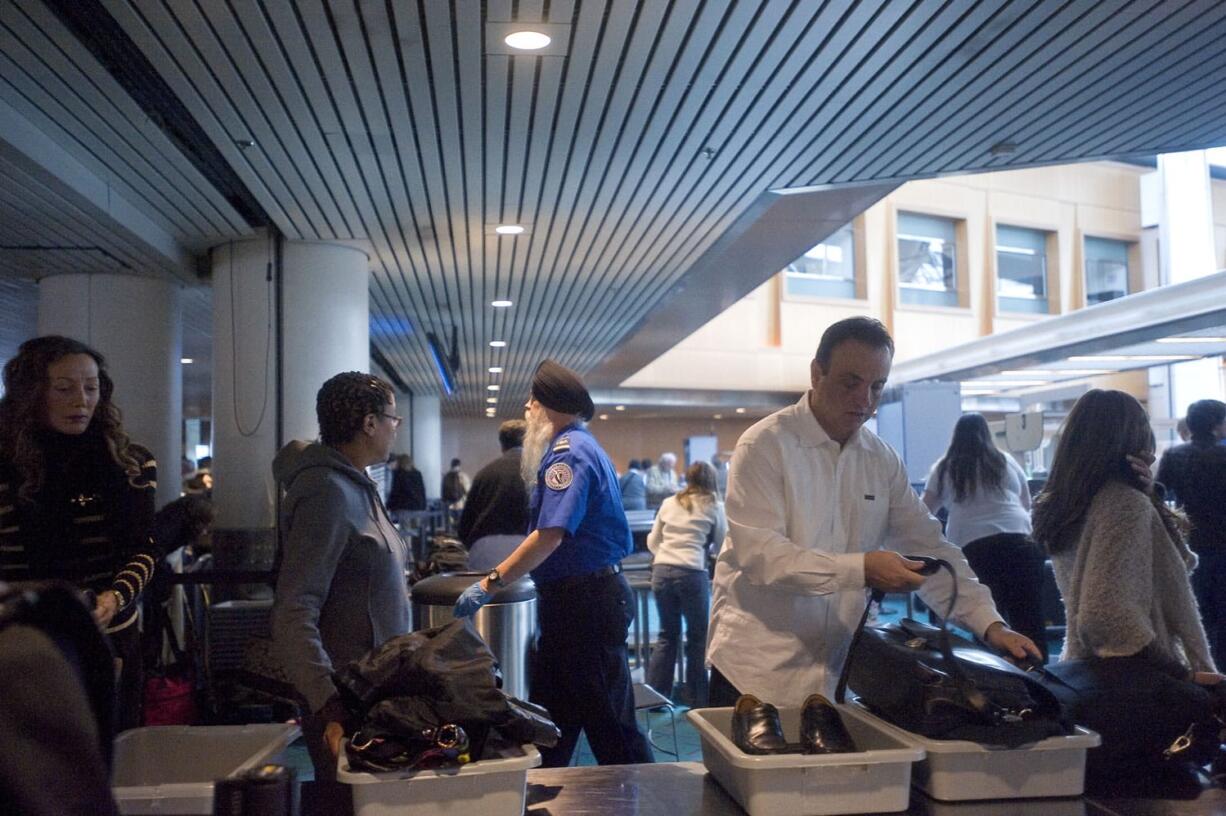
646, 461, 726, 706
0, 336, 158, 729
923, 413, 1047, 659
1033, 389, 1218, 683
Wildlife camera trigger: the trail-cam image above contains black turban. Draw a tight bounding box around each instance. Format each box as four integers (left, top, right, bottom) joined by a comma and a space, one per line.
531, 360, 594, 421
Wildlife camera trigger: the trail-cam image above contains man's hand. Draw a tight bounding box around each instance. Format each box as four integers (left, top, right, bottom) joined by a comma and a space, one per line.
983, 621, 1042, 663
1127, 452, 1156, 493
1193, 671, 1225, 686
453, 581, 492, 618
323, 721, 344, 758
863, 551, 929, 593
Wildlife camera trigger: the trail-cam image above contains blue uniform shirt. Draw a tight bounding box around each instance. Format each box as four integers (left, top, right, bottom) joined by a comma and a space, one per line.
529, 423, 633, 584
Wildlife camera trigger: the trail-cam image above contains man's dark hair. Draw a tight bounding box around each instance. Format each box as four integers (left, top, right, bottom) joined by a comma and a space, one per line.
450, 458, 461, 468
1187, 399, 1226, 442
814, 316, 894, 372
316, 372, 394, 447
498, 420, 527, 451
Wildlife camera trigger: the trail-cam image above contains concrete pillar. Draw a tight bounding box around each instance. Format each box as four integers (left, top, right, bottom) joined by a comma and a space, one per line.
211, 235, 369, 569
38, 273, 182, 511
411, 394, 442, 501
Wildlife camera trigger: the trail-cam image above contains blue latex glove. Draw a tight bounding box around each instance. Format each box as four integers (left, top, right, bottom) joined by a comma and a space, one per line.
453, 581, 492, 618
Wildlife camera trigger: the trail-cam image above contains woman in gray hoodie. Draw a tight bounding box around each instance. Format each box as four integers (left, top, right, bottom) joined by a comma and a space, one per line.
271, 372, 409, 781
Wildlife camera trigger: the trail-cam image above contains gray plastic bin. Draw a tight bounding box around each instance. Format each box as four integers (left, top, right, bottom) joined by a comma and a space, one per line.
111, 723, 299, 815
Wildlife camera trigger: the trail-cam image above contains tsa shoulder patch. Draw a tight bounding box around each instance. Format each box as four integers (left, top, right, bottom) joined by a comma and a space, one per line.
545, 462, 573, 491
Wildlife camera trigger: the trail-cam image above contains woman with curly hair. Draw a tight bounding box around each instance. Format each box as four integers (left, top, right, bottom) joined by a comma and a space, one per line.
0, 335, 158, 730
1033, 389, 1218, 684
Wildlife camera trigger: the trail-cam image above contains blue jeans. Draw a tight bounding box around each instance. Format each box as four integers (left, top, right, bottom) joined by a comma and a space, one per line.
646, 565, 709, 706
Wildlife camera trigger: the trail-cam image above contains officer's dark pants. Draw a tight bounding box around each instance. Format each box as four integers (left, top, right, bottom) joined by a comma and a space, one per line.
531, 572, 654, 766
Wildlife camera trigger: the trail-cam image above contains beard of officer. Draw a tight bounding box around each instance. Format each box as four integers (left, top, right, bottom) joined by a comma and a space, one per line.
520, 408, 554, 487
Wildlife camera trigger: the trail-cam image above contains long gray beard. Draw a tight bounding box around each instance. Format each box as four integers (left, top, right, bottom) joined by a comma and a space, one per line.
520, 418, 554, 487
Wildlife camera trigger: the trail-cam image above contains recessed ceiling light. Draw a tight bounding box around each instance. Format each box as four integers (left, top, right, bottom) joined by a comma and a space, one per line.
180, 358, 193, 364
1067, 354, 1196, 362
615, 405, 625, 411
491, 299, 513, 307
1156, 336, 1226, 343
713, 414, 723, 420
487, 384, 500, 391
494, 225, 525, 235
488, 366, 503, 374
490, 340, 507, 348
504, 31, 551, 50
735, 407, 746, 414
234, 139, 256, 149
599, 414, 609, 420
486, 397, 498, 404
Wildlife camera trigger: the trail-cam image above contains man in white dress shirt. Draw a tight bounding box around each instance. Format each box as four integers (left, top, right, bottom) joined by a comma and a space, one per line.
706, 316, 1039, 707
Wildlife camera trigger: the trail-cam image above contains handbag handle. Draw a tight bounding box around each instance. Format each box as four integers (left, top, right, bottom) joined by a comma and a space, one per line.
835, 556, 963, 703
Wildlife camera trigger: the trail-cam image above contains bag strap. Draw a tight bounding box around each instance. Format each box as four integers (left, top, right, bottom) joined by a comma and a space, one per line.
835, 557, 967, 703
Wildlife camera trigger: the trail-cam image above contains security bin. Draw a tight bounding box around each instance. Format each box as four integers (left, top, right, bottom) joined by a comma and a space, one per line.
111, 723, 299, 815
411, 572, 536, 699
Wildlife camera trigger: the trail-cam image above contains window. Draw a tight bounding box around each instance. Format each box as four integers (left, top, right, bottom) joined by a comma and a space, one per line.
996, 225, 1050, 314
1084, 237, 1130, 305
897, 212, 957, 307
783, 222, 856, 299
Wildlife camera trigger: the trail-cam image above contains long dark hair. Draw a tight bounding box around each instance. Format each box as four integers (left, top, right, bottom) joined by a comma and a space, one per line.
0, 335, 139, 500
934, 413, 1006, 502
1032, 389, 1180, 553
676, 461, 718, 513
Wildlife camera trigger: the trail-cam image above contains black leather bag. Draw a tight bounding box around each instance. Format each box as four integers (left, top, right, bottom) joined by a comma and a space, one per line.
1041, 657, 1223, 774
835, 558, 1070, 748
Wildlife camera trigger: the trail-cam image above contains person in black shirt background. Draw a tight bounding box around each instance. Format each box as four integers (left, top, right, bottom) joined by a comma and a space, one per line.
1157, 398, 1226, 666
458, 420, 529, 548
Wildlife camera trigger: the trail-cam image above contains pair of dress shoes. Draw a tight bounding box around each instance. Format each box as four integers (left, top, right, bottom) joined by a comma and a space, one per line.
731, 693, 858, 755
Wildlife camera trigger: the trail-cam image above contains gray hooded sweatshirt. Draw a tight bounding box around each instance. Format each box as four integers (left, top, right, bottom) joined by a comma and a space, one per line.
270, 441, 410, 713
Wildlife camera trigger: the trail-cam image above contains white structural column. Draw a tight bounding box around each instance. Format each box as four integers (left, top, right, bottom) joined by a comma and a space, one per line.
211, 236, 369, 549
1153, 151, 1226, 413
38, 273, 183, 511
410, 394, 442, 501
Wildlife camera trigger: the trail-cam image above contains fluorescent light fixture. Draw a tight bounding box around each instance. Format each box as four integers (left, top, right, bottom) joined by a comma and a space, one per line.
1067, 354, 1196, 362
735, 407, 746, 414
486, 397, 498, 404
489, 340, 507, 348
494, 225, 525, 235
961, 380, 1049, 388
1155, 336, 1226, 343
426, 330, 458, 396
180, 357, 193, 364
614, 405, 625, 411
599, 414, 609, 420
487, 384, 500, 391
713, 414, 723, 419
491, 299, 513, 307
488, 366, 503, 374
504, 30, 551, 50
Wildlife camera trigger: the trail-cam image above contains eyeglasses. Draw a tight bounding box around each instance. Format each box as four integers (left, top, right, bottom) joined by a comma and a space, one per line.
380, 412, 403, 427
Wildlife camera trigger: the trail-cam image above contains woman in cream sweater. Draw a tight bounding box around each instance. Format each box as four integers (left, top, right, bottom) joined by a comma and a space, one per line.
1032, 389, 1218, 683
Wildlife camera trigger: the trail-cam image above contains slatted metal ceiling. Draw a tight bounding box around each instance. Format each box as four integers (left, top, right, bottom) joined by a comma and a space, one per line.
1, 1, 1225, 416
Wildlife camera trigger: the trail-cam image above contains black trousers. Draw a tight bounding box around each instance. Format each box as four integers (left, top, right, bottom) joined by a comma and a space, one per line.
962, 532, 1048, 661
708, 665, 743, 708
530, 572, 654, 767
107, 621, 143, 731
1191, 545, 1226, 669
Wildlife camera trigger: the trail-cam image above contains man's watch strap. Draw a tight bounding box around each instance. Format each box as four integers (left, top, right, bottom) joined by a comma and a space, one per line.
487, 568, 505, 588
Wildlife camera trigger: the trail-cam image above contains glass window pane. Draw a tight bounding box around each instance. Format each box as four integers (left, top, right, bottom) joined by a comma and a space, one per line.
995, 225, 1048, 313
783, 223, 856, 299
1085, 237, 1130, 305
897, 212, 957, 306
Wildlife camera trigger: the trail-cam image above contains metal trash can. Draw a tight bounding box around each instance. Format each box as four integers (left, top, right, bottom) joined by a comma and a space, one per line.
410, 572, 537, 700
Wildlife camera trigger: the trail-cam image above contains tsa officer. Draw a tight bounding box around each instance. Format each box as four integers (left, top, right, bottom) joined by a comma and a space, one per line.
454, 360, 653, 767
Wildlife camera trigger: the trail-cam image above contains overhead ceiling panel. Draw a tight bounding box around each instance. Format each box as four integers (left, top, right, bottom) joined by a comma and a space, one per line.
1, 1, 1225, 415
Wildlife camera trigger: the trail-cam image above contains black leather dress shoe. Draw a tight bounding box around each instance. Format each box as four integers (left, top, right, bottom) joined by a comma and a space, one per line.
800, 693, 858, 754
731, 694, 789, 754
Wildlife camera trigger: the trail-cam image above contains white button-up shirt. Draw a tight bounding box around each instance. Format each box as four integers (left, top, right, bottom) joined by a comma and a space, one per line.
707, 393, 1004, 706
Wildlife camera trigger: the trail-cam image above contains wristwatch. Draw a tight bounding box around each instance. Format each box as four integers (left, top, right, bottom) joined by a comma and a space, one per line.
486, 568, 506, 589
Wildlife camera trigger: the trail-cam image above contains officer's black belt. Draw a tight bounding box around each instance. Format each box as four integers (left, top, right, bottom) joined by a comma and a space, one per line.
536, 562, 623, 593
